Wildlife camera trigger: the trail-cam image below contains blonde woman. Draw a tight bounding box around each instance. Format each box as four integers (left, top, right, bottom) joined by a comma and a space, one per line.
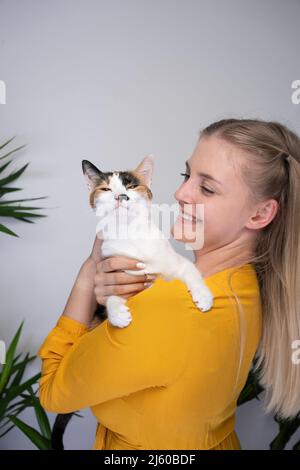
37, 119, 300, 450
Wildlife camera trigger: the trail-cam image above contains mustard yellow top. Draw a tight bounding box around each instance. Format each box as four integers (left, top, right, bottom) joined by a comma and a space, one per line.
37, 263, 262, 450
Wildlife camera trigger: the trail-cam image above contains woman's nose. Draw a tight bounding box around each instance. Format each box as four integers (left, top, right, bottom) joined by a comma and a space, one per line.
174, 183, 195, 204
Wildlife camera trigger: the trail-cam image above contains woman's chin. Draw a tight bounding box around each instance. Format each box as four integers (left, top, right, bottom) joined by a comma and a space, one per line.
171, 218, 204, 248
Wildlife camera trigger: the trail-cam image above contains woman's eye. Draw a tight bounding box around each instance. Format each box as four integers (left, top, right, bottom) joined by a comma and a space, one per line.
180, 173, 214, 195
201, 186, 215, 195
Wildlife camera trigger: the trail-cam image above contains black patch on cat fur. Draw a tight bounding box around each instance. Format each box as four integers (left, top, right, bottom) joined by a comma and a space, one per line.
82, 160, 142, 188
118, 171, 140, 187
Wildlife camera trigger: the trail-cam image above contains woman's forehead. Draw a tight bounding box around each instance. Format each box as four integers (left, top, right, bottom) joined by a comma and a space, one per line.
190, 136, 244, 186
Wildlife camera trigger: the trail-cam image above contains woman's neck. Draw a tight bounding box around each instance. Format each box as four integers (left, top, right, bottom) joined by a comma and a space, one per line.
194, 237, 255, 279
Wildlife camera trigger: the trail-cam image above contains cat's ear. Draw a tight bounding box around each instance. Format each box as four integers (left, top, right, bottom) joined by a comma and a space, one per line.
133, 155, 154, 188
82, 160, 103, 192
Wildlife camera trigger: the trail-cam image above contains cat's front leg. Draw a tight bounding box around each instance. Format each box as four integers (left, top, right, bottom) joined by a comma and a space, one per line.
186, 279, 214, 313
164, 253, 214, 313
180, 261, 213, 313
106, 295, 132, 328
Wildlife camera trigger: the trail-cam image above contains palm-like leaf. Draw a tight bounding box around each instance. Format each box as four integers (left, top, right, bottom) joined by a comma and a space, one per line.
0, 137, 48, 237
238, 358, 300, 449
0, 321, 42, 439
8, 415, 51, 450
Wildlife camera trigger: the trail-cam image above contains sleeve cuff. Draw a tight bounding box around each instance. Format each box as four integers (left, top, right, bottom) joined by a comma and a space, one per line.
55, 315, 90, 337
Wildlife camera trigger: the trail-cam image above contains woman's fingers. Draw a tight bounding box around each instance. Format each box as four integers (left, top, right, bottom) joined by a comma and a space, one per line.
105, 282, 150, 296
99, 291, 142, 306
94, 256, 156, 306
98, 256, 146, 273
94, 282, 153, 306
96, 270, 155, 286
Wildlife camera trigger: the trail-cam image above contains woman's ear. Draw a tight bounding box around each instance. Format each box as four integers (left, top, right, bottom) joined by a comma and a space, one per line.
82, 160, 103, 192
133, 155, 154, 188
246, 199, 279, 230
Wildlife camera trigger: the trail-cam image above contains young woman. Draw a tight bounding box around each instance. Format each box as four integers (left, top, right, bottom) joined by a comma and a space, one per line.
37, 118, 300, 450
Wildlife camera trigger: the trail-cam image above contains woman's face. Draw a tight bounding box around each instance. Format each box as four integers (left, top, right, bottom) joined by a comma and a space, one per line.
171, 135, 256, 252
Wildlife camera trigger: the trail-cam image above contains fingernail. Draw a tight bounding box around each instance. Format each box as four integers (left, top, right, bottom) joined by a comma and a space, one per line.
136, 262, 146, 269
146, 274, 156, 281
144, 282, 153, 288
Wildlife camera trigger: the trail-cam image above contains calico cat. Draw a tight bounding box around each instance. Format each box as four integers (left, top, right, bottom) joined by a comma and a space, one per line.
50, 155, 214, 450
82, 155, 213, 328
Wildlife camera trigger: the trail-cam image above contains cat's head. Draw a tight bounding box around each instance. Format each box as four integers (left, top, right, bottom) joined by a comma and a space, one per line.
82, 155, 154, 219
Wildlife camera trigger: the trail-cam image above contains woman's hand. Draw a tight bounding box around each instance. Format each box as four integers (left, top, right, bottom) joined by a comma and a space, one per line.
94, 256, 157, 306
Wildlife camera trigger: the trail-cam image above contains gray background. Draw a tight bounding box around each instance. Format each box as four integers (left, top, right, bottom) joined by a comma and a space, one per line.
0, 0, 299, 450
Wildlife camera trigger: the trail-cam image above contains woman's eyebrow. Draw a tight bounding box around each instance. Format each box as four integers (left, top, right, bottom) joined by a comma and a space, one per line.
185, 160, 223, 186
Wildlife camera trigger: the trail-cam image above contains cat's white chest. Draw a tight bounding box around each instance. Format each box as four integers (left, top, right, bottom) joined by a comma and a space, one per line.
97, 209, 214, 328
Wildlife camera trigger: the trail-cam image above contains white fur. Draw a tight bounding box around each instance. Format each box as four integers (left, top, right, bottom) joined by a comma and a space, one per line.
85, 157, 213, 328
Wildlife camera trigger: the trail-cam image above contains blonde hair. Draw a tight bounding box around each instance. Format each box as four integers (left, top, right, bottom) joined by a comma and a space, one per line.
199, 118, 300, 420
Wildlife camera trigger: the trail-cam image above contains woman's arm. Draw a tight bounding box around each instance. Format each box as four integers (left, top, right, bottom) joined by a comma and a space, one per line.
61, 236, 102, 328
62, 236, 155, 328
61, 257, 99, 327
37, 236, 161, 412
37, 293, 183, 413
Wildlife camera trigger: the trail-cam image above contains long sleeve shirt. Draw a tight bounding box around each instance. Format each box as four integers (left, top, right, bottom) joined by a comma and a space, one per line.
37, 263, 262, 450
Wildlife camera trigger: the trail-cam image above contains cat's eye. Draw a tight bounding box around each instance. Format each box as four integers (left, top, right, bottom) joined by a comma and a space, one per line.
127, 185, 139, 189
101, 187, 112, 191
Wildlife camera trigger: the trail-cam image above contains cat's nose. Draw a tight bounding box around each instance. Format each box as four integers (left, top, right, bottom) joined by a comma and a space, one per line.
115, 194, 129, 202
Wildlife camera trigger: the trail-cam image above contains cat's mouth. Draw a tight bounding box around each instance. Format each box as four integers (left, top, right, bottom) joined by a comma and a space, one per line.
114, 203, 128, 210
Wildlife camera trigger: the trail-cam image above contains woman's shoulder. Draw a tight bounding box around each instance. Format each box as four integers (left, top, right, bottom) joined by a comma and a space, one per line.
205, 263, 261, 305
125, 262, 262, 329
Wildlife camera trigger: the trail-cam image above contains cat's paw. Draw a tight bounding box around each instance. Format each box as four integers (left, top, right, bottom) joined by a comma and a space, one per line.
106, 295, 132, 328
188, 284, 213, 313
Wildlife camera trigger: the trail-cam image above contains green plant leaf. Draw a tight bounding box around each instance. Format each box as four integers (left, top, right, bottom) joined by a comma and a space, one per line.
28, 386, 52, 440
4, 372, 41, 403
8, 415, 52, 450
9, 353, 34, 388
11, 353, 22, 365
293, 438, 300, 450
0, 223, 19, 237
15, 217, 35, 224
0, 163, 29, 186
5, 397, 32, 413
0, 401, 32, 436
0, 196, 48, 205
0, 160, 13, 175
0, 144, 26, 161
0, 424, 15, 439
0, 321, 24, 395
9, 354, 36, 378
0, 205, 46, 211
270, 414, 300, 450
0, 373, 41, 418
0, 210, 46, 219
0, 187, 22, 196
237, 361, 264, 406
0, 136, 16, 150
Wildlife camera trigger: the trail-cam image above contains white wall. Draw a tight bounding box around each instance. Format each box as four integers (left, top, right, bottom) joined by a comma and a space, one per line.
0, 0, 299, 450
